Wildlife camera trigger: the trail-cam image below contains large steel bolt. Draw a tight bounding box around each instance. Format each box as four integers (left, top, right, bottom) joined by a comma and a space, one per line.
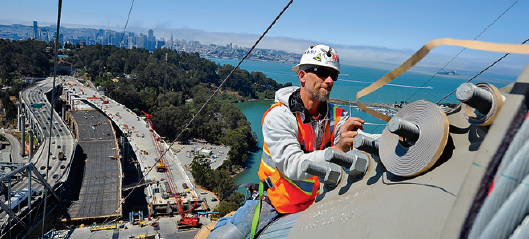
301, 160, 341, 186
456, 83, 493, 115
327, 163, 342, 186
347, 151, 369, 177
353, 134, 379, 156
324, 148, 369, 178
388, 117, 420, 145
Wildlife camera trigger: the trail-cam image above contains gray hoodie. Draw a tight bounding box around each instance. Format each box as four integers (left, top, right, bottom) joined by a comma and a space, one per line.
262, 86, 349, 181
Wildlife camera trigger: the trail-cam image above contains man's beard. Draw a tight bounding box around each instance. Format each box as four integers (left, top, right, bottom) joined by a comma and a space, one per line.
311, 88, 330, 102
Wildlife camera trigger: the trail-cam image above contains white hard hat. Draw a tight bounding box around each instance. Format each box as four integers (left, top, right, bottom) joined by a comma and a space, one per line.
292, 44, 340, 74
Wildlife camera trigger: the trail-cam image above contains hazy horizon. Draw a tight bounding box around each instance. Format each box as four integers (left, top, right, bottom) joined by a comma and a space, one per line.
1, 18, 528, 78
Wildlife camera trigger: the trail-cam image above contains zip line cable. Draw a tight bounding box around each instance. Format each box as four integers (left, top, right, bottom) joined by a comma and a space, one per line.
436, 37, 529, 104
119, 0, 135, 46
42, 0, 63, 235
94, 0, 295, 229
173, 0, 294, 143
404, 0, 520, 103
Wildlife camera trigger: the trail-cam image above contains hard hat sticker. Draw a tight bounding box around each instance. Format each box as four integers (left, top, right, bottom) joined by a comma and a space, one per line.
332, 55, 339, 63
313, 54, 322, 62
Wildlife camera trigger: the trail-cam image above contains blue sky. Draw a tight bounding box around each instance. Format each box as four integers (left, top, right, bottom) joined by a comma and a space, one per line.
2, 0, 529, 76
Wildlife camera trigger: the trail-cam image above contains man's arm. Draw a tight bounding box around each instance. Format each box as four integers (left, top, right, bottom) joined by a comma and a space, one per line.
262, 106, 327, 181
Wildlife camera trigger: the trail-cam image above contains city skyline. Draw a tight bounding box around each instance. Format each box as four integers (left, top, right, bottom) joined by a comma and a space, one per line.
0, 22, 301, 65
1, 22, 165, 50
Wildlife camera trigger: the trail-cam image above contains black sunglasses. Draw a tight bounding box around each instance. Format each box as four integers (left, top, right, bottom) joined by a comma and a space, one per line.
303, 67, 339, 81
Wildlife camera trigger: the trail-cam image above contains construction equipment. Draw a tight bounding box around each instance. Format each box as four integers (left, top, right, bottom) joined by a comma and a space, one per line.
177, 200, 200, 227
90, 224, 117, 232
156, 161, 166, 172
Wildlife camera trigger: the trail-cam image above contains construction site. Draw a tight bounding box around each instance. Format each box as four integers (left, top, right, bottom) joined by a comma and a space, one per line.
0, 77, 217, 239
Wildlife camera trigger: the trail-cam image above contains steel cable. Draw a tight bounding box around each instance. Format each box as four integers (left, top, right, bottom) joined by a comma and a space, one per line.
119, 0, 135, 47
509, 215, 529, 239
479, 172, 529, 239
42, 0, 63, 235
468, 123, 529, 238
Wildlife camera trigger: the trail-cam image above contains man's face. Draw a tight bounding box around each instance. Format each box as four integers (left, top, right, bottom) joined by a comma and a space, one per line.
301, 67, 337, 102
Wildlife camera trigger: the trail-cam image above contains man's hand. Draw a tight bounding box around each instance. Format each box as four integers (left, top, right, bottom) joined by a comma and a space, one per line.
332, 117, 365, 152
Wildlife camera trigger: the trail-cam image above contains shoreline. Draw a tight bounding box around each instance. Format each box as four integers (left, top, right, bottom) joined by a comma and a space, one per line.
231, 167, 246, 178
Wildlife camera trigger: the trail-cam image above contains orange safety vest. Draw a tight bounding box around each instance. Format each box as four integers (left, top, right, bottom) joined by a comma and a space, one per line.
257, 102, 344, 213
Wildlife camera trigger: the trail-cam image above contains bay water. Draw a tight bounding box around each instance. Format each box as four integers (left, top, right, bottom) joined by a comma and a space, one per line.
210, 58, 517, 185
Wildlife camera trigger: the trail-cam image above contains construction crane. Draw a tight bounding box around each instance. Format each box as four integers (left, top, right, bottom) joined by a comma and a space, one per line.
141, 110, 154, 129
141, 111, 200, 227
141, 110, 177, 194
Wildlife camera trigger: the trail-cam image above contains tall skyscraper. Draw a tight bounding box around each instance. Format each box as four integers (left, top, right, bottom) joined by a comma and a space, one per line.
104, 30, 113, 45
41, 29, 49, 42
114, 32, 123, 47
148, 29, 154, 39
136, 34, 147, 49
170, 32, 174, 50
128, 36, 135, 49
147, 29, 155, 51
33, 21, 39, 40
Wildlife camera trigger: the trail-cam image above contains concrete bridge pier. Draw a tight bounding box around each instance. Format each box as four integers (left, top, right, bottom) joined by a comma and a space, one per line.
29, 130, 34, 159
20, 114, 25, 157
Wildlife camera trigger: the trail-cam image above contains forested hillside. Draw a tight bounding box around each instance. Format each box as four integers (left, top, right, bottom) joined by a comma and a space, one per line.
0, 39, 50, 125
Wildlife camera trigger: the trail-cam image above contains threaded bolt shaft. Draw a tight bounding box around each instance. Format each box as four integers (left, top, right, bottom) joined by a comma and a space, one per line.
353, 134, 379, 156
456, 83, 493, 115
387, 117, 420, 143
301, 160, 327, 178
324, 148, 354, 168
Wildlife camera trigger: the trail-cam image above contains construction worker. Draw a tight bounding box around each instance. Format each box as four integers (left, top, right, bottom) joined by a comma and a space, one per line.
207, 44, 364, 239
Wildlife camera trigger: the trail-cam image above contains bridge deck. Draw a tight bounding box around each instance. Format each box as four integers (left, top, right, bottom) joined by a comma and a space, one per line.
64, 110, 121, 221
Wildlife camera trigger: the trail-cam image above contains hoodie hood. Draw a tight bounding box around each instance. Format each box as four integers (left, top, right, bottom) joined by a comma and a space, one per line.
275, 86, 299, 107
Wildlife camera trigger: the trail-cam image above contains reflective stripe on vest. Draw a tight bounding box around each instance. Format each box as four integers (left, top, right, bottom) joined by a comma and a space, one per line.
257, 102, 344, 213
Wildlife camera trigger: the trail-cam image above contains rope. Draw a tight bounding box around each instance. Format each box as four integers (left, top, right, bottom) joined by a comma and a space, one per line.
404, 0, 520, 103
94, 0, 295, 230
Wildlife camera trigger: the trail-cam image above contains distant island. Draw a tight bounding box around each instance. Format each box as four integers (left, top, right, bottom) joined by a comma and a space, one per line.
437, 71, 460, 75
